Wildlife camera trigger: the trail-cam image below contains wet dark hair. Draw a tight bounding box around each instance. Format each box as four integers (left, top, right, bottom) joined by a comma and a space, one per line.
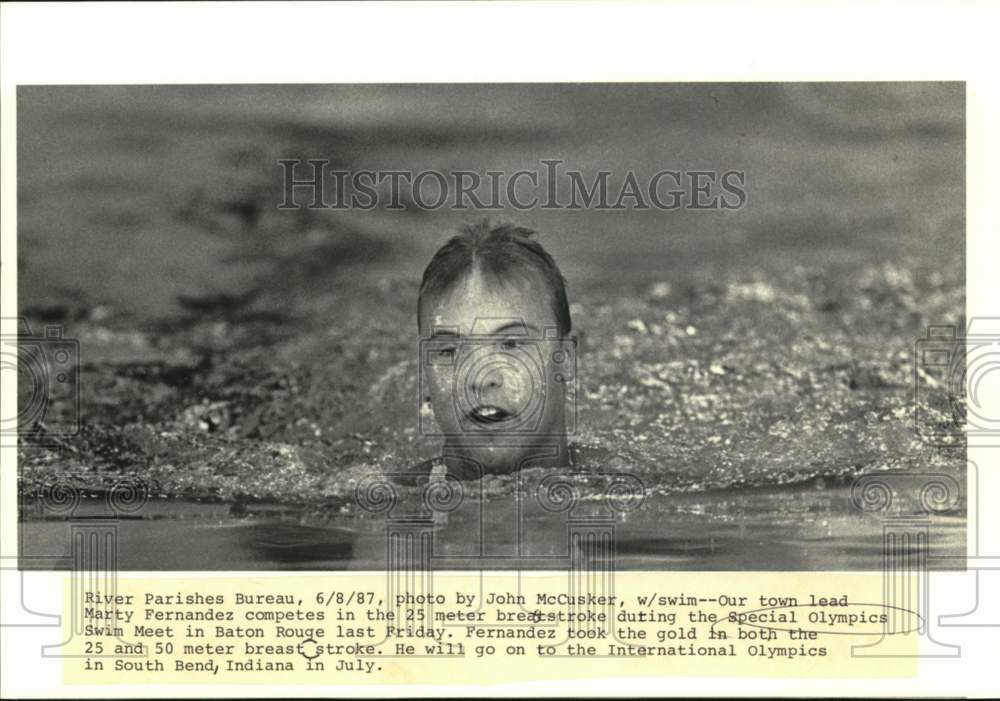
418, 220, 572, 335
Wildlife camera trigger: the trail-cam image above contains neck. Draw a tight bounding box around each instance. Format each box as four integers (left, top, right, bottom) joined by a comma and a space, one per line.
442, 434, 570, 478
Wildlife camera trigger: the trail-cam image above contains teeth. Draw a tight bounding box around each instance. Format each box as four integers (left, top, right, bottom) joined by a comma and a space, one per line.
471, 406, 508, 422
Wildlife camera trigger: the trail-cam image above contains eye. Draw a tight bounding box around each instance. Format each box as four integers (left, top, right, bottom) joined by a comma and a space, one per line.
500, 339, 521, 351
429, 346, 457, 365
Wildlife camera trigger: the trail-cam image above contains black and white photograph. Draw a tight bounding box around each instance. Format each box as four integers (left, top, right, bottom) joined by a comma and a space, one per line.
12, 82, 967, 571
7, 3, 1000, 699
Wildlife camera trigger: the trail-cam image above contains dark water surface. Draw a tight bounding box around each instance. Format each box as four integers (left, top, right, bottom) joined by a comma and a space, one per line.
20, 484, 965, 570
17, 84, 967, 569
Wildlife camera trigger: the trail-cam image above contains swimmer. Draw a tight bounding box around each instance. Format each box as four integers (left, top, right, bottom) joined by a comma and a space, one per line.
416, 220, 575, 478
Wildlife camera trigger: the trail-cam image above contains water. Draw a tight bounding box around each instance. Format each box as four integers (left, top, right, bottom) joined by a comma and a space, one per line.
16, 84, 966, 569
20, 484, 965, 570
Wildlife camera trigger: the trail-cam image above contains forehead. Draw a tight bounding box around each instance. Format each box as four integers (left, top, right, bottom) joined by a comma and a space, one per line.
421, 269, 558, 335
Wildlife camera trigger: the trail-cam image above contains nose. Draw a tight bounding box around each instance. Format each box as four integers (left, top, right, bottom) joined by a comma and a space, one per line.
471, 360, 521, 404
475, 368, 504, 404
481, 368, 505, 391
473, 363, 507, 399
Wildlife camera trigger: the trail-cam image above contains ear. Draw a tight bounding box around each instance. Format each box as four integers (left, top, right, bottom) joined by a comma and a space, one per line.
556, 330, 578, 353
567, 328, 582, 351
420, 396, 436, 422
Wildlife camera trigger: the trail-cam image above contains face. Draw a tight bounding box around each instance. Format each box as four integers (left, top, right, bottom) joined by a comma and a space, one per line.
419, 270, 572, 475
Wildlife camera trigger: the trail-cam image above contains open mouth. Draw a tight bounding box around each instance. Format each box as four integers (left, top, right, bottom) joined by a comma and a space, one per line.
467, 405, 514, 424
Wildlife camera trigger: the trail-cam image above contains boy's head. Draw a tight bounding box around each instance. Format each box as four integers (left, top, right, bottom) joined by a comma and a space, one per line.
418, 220, 573, 475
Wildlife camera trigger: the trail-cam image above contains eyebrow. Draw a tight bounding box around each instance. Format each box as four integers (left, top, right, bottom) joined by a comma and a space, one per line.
490, 321, 539, 335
